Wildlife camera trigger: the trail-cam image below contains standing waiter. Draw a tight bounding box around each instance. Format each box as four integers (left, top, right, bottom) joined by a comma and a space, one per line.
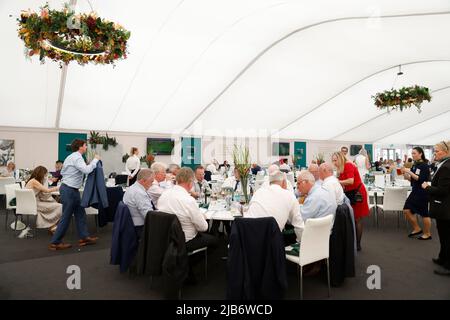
422, 140, 450, 276
49, 139, 100, 250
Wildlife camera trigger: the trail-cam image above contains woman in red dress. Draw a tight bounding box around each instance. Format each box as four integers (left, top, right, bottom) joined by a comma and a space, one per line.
332, 152, 369, 251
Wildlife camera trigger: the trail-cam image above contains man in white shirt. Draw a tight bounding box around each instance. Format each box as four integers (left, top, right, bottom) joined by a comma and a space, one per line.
158, 167, 218, 252
246, 171, 304, 241
319, 163, 345, 205
123, 169, 156, 236
148, 162, 168, 207
297, 170, 337, 221
222, 168, 250, 195
190, 166, 211, 199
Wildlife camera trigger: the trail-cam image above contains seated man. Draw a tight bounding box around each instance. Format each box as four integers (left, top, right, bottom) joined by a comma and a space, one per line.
148, 162, 168, 207
218, 160, 231, 173
296, 170, 337, 221
319, 163, 345, 205
222, 168, 251, 195
49, 160, 63, 186
158, 167, 218, 252
262, 164, 294, 193
308, 163, 322, 187
122, 168, 156, 236
246, 170, 304, 240
190, 165, 212, 200
251, 163, 262, 175
161, 163, 180, 189
279, 159, 291, 172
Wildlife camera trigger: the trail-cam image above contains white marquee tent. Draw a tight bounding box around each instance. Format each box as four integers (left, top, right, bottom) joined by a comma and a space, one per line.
1, 0, 449, 144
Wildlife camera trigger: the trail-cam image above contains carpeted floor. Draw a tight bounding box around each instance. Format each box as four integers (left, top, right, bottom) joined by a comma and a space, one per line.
0, 209, 449, 300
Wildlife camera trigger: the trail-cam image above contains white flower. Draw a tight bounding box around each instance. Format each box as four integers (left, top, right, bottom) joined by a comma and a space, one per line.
396, 94, 400, 97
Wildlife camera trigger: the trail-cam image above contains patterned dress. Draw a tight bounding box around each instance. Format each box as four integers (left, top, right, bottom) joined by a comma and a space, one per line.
26, 181, 62, 228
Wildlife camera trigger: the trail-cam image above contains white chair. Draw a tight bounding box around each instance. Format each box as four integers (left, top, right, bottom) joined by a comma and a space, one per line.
256, 171, 265, 181
15, 189, 38, 232
286, 214, 334, 299
85, 206, 99, 232
374, 175, 385, 188
0, 177, 16, 195
377, 187, 408, 228
4, 183, 21, 230
367, 190, 378, 227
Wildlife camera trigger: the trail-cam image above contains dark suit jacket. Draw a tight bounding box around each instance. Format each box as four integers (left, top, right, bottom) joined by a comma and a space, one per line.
136, 211, 188, 287
81, 160, 109, 209
110, 202, 139, 273
329, 204, 355, 287
427, 158, 450, 220
227, 217, 287, 300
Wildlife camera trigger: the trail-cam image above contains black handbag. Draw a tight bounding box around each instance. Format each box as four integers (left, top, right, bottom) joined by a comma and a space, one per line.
345, 184, 363, 205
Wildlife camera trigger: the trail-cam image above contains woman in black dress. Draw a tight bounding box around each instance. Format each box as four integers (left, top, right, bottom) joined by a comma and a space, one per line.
402, 147, 431, 240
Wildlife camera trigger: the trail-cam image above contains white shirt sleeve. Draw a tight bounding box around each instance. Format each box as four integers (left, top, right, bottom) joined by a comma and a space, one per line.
75, 157, 98, 175
187, 199, 208, 232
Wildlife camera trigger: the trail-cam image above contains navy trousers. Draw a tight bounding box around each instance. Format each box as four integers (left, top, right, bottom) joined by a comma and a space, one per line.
51, 184, 89, 244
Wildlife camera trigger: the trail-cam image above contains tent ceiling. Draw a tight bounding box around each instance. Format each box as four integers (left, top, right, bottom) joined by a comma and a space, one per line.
1, 0, 449, 144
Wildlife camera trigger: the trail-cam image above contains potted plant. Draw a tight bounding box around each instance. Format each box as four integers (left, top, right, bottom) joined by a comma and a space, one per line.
314, 153, 325, 165
88, 131, 102, 149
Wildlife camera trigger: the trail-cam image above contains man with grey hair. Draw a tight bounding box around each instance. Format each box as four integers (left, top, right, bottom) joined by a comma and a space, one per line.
160, 163, 180, 189
123, 168, 156, 234
297, 170, 337, 221
246, 170, 304, 240
319, 162, 344, 205
308, 163, 322, 187
262, 164, 295, 193
148, 162, 168, 207
158, 167, 218, 252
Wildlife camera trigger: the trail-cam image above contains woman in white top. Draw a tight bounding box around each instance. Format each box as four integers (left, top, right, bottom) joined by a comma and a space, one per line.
25, 166, 61, 234
125, 147, 141, 186
354, 148, 370, 179
0, 161, 15, 177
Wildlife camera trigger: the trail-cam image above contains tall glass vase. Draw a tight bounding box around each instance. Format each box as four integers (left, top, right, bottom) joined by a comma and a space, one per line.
241, 174, 250, 204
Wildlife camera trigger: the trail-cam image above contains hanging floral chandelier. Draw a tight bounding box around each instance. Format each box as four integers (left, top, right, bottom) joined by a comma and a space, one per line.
372, 85, 431, 113
17, 3, 130, 66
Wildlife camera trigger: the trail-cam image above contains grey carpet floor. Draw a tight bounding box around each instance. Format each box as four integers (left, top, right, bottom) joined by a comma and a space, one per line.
0, 209, 449, 300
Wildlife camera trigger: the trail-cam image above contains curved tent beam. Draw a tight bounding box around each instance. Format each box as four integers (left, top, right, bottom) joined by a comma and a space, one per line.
182, 11, 450, 132
330, 84, 450, 141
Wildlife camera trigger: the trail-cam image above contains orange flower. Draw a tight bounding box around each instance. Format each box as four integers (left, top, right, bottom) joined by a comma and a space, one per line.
40, 8, 49, 19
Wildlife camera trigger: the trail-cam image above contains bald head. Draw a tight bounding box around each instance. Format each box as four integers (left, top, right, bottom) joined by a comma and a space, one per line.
268, 164, 280, 175
319, 163, 334, 180
308, 164, 320, 181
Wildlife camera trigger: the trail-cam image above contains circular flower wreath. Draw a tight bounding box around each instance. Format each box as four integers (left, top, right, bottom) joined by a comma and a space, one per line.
372, 85, 431, 113
17, 3, 130, 66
